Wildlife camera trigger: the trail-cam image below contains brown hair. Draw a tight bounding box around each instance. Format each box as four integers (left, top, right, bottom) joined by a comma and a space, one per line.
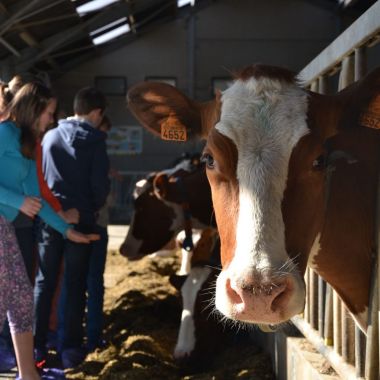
9, 82, 56, 159
73, 86, 106, 115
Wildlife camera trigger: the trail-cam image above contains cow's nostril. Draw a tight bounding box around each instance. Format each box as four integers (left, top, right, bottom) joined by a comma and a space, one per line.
270, 280, 291, 312
225, 278, 243, 304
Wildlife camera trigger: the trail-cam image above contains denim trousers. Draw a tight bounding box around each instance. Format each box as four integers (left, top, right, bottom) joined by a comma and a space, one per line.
34, 222, 92, 352
86, 225, 108, 348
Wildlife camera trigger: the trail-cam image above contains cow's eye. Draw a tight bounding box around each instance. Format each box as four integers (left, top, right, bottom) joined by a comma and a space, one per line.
201, 152, 215, 169
312, 154, 325, 171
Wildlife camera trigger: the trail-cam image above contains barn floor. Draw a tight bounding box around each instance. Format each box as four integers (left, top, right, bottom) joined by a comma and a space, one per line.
1, 226, 275, 380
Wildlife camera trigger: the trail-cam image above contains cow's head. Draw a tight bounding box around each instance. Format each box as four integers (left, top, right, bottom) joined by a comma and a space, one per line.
127, 64, 340, 326
120, 173, 176, 259
120, 158, 213, 260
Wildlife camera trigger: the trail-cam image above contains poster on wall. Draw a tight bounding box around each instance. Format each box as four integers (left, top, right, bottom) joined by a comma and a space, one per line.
106, 126, 143, 155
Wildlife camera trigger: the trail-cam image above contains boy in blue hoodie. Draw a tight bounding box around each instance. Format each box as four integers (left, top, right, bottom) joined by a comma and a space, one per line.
34, 87, 110, 368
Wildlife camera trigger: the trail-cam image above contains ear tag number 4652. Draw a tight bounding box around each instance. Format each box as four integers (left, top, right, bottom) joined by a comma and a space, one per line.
161, 121, 187, 142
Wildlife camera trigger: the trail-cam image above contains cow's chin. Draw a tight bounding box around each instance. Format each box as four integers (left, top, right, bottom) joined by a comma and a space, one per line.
214, 269, 306, 326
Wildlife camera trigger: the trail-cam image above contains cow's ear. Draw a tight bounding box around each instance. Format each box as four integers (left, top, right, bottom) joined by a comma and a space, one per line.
153, 173, 169, 199
169, 273, 188, 291
127, 82, 216, 140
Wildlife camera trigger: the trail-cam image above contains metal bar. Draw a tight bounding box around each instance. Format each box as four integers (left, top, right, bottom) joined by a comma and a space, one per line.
318, 276, 326, 336
299, 0, 380, 84
338, 55, 355, 90
9, 14, 77, 30
14, 0, 67, 23
318, 75, 329, 95
310, 80, 319, 92
310, 269, 318, 330
292, 315, 360, 380
333, 292, 342, 355
364, 269, 378, 380
354, 46, 367, 81
304, 268, 310, 323
355, 326, 365, 378
324, 284, 334, 346
0, 0, 43, 37
0, 36, 20, 57
341, 304, 356, 365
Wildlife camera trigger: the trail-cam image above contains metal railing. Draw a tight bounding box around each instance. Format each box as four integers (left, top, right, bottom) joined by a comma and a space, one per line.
109, 170, 150, 224
293, 2, 380, 379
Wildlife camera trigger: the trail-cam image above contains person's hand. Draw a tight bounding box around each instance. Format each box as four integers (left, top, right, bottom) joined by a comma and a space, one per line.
20, 196, 42, 218
59, 208, 80, 224
66, 228, 100, 244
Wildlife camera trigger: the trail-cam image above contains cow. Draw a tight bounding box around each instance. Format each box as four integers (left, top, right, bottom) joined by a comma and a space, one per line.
126, 64, 380, 333
169, 233, 240, 373
119, 156, 215, 261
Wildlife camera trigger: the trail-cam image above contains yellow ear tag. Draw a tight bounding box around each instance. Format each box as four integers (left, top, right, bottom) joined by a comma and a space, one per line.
161, 115, 187, 141
361, 94, 380, 130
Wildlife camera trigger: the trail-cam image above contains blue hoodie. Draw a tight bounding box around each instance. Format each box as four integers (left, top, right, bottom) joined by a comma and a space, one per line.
42, 118, 110, 227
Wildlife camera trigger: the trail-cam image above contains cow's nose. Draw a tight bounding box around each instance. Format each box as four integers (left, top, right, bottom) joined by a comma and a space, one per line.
119, 243, 127, 256
119, 243, 142, 260
225, 276, 290, 315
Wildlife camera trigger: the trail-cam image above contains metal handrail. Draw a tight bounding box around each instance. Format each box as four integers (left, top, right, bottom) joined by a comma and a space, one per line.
299, 0, 380, 85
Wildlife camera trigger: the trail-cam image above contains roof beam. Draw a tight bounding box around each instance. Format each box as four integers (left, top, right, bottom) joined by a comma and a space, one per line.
0, 0, 45, 36
0, 36, 20, 56
14, 3, 130, 72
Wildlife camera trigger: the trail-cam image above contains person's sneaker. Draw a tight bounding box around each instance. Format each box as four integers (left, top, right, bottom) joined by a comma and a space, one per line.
0, 346, 16, 371
61, 347, 87, 369
34, 348, 47, 369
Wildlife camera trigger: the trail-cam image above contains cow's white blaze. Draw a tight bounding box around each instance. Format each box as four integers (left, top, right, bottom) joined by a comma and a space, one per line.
214, 76, 309, 322
307, 233, 322, 270
174, 266, 211, 358
176, 229, 203, 275
133, 179, 149, 199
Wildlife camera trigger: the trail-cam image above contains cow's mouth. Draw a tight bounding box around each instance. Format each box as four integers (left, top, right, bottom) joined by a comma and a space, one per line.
215, 270, 306, 325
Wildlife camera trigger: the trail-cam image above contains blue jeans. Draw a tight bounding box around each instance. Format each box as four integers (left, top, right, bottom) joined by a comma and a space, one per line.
86, 225, 108, 349
34, 222, 92, 352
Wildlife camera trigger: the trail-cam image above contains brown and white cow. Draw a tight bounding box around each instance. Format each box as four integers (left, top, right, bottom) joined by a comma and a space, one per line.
127, 64, 380, 332
170, 233, 240, 373
119, 157, 215, 260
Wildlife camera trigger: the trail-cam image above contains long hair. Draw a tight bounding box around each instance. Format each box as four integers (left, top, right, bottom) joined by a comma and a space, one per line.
9, 82, 55, 159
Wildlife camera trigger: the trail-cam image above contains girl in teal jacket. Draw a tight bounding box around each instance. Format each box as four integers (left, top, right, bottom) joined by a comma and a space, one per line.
0, 82, 98, 380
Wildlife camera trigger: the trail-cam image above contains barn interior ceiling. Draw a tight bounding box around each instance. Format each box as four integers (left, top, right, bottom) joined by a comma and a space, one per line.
0, 0, 376, 81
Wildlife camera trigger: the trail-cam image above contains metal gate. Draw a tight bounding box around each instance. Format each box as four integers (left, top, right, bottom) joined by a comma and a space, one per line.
293, 2, 380, 379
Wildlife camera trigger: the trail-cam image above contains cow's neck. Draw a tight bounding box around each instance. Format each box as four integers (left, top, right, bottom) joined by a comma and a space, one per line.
304, 87, 380, 333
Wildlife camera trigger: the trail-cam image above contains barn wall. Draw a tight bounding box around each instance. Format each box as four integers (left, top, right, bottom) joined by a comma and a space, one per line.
52, 0, 339, 174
